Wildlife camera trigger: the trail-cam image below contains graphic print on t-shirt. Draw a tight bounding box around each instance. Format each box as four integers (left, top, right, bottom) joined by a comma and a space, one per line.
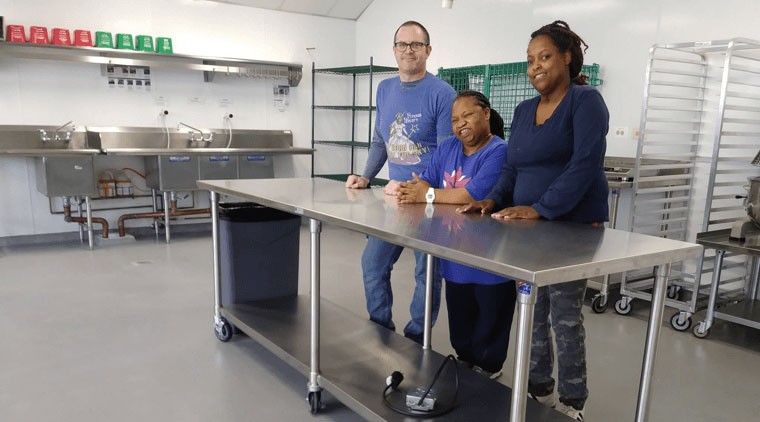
443, 166, 470, 189
386, 112, 429, 165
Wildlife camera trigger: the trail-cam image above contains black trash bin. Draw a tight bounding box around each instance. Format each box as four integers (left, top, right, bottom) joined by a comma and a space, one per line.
219, 203, 301, 305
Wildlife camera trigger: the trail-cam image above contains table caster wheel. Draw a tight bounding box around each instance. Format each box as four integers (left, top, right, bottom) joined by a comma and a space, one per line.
614, 297, 633, 315
670, 312, 692, 332
215, 317, 234, 342
308, 391, 322, 414
693, 323, 710, 339
591, 295, 608, 314
666, 285, 682, 300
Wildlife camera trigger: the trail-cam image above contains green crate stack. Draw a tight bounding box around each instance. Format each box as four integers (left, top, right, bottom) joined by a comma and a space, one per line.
438, 62, 603, 137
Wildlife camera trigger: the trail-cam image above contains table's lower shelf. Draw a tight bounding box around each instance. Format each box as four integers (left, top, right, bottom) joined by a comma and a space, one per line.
221, 295, 570, 421
715, 299, 760, 330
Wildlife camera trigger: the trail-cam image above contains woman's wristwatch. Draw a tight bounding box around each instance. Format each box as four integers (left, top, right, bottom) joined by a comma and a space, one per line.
425, 187, 436, 204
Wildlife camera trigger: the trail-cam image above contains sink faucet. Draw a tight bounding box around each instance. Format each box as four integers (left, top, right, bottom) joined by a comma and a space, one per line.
178, 122, 213, 143
39, 129, 51, 142
54, 121, 75, 142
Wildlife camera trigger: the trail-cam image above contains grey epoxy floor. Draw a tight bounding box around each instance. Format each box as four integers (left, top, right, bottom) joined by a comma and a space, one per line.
1, 224, 759, 421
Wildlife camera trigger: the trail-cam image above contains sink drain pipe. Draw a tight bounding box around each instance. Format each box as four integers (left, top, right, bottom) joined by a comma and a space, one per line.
117, 191, 210, 239
63, 197, 109, 239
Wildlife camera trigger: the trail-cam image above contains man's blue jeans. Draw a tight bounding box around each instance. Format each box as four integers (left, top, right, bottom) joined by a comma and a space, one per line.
361, 236, 441, 338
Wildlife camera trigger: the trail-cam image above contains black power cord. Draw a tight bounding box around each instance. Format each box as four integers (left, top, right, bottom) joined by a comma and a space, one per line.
382, 354, 460, 417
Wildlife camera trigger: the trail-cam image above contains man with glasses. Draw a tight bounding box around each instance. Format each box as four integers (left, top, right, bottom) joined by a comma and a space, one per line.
346, 21, 456, 345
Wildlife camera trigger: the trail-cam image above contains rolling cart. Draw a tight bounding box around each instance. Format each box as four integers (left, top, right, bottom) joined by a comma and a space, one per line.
613, 39, 760, 331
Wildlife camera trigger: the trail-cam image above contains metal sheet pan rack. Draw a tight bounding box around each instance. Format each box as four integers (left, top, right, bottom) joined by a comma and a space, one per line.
589, 157, 685, 313
310, 57, 397, 183
615, 39, 760, 333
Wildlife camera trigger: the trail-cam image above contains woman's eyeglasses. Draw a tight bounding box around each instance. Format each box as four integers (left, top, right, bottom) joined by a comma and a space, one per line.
393, 42, 429, 52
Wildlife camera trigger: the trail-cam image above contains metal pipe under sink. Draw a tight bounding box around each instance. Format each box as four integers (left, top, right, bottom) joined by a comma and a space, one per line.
117, 192, 209, 237
62, 197, 108, 239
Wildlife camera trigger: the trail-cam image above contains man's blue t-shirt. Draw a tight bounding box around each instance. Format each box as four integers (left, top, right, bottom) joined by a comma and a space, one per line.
420, 135, 509, 285
362, 72, 456, 182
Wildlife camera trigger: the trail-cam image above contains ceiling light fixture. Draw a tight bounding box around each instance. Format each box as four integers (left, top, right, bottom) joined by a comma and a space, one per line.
442, 0, 453, 8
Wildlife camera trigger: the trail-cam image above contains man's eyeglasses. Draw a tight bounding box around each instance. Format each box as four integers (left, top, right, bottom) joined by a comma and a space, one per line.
393, 41, 429, 52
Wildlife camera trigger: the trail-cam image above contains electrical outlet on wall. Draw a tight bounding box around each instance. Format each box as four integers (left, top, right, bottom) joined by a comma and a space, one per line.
613, 126, 629, 138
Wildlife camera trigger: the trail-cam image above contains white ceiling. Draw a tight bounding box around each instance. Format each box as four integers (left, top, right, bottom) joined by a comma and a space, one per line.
201, 0, 375, 20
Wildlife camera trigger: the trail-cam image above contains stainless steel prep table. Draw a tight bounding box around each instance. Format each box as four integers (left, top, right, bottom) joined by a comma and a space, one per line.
694, 228, 760, 337
198, 177, 703, 422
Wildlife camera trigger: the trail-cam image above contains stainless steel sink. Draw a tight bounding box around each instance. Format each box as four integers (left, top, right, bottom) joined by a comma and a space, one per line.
91, 126, 312, 156
0, 125, 100, 156
88, 126, 302, 191
0, 124, 306, 247
0, 125, 310, 194
35, 155, 97, 196
0, 125, 99, 196
145, 155, 200, 191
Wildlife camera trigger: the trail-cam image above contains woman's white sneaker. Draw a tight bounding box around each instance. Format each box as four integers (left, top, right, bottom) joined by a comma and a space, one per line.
528, 392, 556, 408
556, 402, 584, 421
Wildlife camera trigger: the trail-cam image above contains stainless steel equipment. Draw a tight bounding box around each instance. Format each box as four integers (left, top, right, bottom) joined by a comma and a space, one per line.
0, 41, 303, 87
35, 155, 97, 197
90, 126, 312, 156
747, 176, 760, 227
694, 229, 760, 338
0, 125, 314, 247
586, 157, 636, 313
0, 124, 99, 156
589, 156, 691, 313
0, 125, 101, 249
615, 39, 760, 332
87, 126, 313, 242
92, 127, 301, 190
730, 175, 760, 239
604, 158, 635, 183
199, 178, 702, 422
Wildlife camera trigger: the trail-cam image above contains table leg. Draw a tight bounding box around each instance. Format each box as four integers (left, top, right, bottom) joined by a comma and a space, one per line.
163, 191, 171, 244
76, 196, 84, 243
210, 192, 223, 327
748, 256, 760, 300
308, 218, 323, 396
85, 195, 94, 250
635, 262, 670, 422
510, 281, 537, 422
423, 254, 434, 350
700, 250, 725, 333
152, 189, 160, 237
599, 188, 622, 300
609, 187, 620, 230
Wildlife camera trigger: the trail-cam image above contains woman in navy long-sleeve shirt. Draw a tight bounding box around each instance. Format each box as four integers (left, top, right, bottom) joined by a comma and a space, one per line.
485, 78, 609, 223
459, 20, 609, 421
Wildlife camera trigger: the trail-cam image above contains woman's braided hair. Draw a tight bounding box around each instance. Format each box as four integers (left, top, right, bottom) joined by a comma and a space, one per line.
530, 20, 589, 85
